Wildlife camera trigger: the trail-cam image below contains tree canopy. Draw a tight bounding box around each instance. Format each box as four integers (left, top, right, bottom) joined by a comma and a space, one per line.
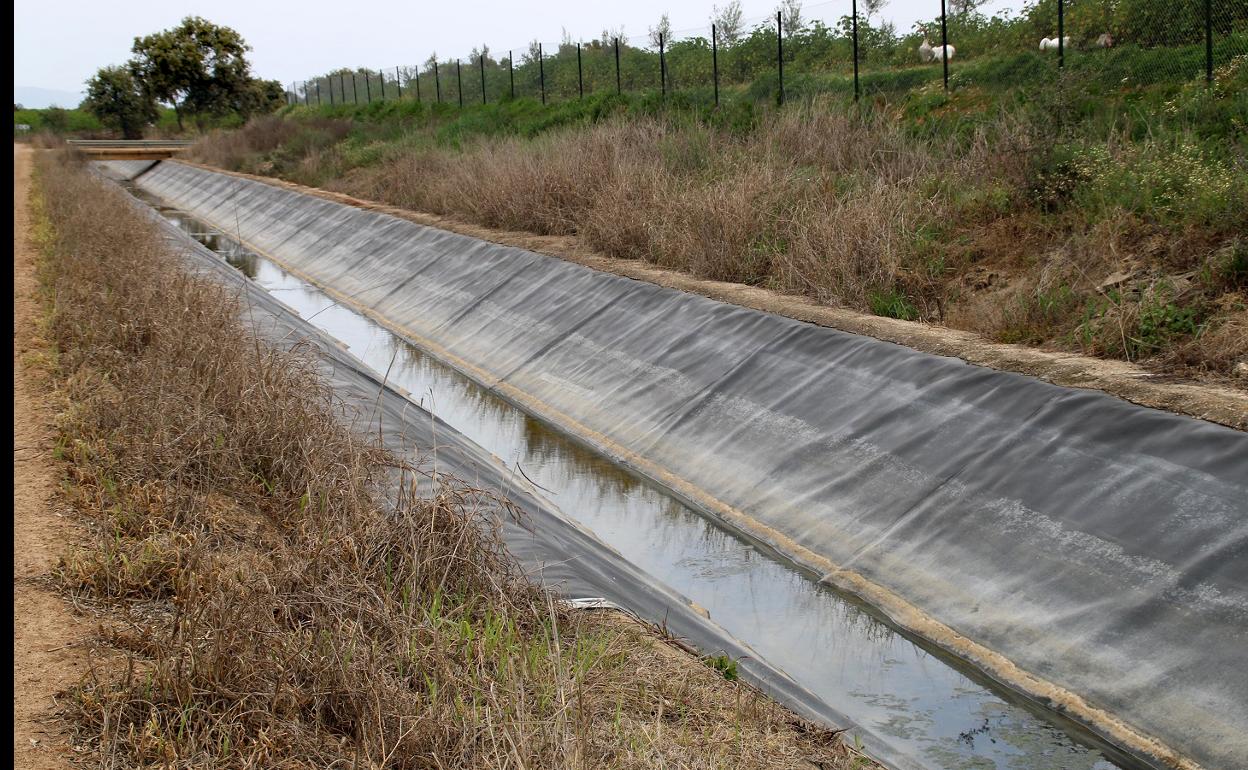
83, 16, 282, 137
84, 66, 158, 139
129, 17, 281, 129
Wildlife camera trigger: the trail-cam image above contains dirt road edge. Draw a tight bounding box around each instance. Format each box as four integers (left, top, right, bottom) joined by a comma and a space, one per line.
13, 145, 87, 770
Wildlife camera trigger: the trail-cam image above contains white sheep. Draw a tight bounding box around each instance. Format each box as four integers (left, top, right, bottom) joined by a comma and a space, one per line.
1039, 36, 1071, 52
1096, 32, 1115, 48
918, 38, 935, 63
919, 38, 955, 63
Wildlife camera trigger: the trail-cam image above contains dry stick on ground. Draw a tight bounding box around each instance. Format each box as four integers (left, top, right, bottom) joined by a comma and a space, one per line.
35, 148, 868, 768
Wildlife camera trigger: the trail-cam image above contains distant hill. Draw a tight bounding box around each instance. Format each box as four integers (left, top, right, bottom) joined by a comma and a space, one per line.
14, 86, 86, 109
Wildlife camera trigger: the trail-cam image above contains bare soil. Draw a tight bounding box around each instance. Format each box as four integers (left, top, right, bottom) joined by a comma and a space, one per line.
12, 144, 87, 768
177, 159, 1248, 431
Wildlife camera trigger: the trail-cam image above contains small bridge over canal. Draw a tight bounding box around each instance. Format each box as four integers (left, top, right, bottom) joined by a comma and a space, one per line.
68, 139, 193, 160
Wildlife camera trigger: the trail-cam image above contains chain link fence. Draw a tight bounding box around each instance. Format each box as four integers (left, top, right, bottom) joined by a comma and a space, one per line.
284, 0, 1248, 109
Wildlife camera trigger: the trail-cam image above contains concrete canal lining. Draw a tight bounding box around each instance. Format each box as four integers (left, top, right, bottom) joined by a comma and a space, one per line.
123, 160, 1247, 769
113, 172, 914, 765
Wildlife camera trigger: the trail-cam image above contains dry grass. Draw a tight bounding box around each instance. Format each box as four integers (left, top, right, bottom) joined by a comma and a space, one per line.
34, 150, 868, 769
310, 107, 1034, 308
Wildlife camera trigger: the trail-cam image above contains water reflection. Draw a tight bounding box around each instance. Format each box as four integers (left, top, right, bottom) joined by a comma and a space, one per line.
142, 193, 1132, 770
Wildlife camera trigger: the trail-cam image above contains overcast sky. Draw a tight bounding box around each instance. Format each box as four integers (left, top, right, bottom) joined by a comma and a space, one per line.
14, 0, 1022, 107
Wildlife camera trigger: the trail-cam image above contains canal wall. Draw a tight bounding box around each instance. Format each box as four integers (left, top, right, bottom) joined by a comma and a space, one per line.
125, 160, 1248, 769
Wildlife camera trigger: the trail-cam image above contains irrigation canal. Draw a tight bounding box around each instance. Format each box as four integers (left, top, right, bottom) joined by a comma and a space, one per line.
114, 184, 1151, 770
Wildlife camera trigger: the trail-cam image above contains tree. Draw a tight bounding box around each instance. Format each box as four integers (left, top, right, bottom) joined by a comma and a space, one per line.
42, 107, 69, 132
862, 0, 887, 20
129, 17, 257, 130
712, 2, 744, 45
780, 0, 804, 33
84, 66, 157, 139
600, 26, 628, 47
525, 40, 542, 64
948, 0, 983, 17
649, 13, 672, 49
239, 79, 284, 115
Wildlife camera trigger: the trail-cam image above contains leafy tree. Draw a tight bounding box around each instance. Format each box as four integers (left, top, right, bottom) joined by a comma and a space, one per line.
713, 1, 745, 45
84, 66, 157, 139
129, 16, 262, 130
240, 79, 285, 115
649, 13, 673, 49
41, 107, 69, 132
948, 0, 983, 17
862, 0, 888, 20
780, 0, 804, 33
601, 26, 628, 47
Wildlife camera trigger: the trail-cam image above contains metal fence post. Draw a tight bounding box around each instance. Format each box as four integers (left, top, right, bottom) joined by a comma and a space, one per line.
615, 37, 621, 95
366, 71, 372, 103
380, 69, 386, 100
317, 80, 322, 106
660, 33, 666, 98
480, 54, 487, 104
397, 67, 403, 99
940, 0, 949, 90
1206, 0, 1214, 83
456, 59, 463, 107
509, 51, 515, 99
353, 73, 359, 103
434, 61, 441, 103
539, 43, 546, 105
578, 43, 584, 99
1058, 0, 1065, 68
852, 0, 860, 101
777, 11, 784, 105
304, 82, 309, 106
712, 24, 719, 107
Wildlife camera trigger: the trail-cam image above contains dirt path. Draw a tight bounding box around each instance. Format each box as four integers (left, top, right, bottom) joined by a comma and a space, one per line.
13, 144, 86, 769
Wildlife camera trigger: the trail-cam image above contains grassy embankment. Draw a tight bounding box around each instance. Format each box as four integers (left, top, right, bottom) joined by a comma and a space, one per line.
193, 44, 1248, 381
32, 149, 866, 768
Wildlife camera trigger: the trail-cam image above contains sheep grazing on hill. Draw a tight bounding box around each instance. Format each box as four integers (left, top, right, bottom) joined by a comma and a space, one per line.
1039, 36, 1072, 51
1096, 32, 1115, 48
918, 38, 955, 63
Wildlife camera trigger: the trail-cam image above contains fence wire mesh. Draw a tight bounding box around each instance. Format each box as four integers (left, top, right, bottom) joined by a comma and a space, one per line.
285, 0, 1248, 108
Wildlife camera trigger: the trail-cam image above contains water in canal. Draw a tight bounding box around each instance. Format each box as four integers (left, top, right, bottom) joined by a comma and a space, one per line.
139, 191, 1139, 770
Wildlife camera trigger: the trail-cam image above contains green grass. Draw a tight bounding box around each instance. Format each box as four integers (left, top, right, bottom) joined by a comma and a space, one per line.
14, 107, 102, 134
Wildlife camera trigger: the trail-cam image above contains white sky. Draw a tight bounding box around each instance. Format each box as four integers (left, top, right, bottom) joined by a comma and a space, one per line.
14, 0, 1023, 103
